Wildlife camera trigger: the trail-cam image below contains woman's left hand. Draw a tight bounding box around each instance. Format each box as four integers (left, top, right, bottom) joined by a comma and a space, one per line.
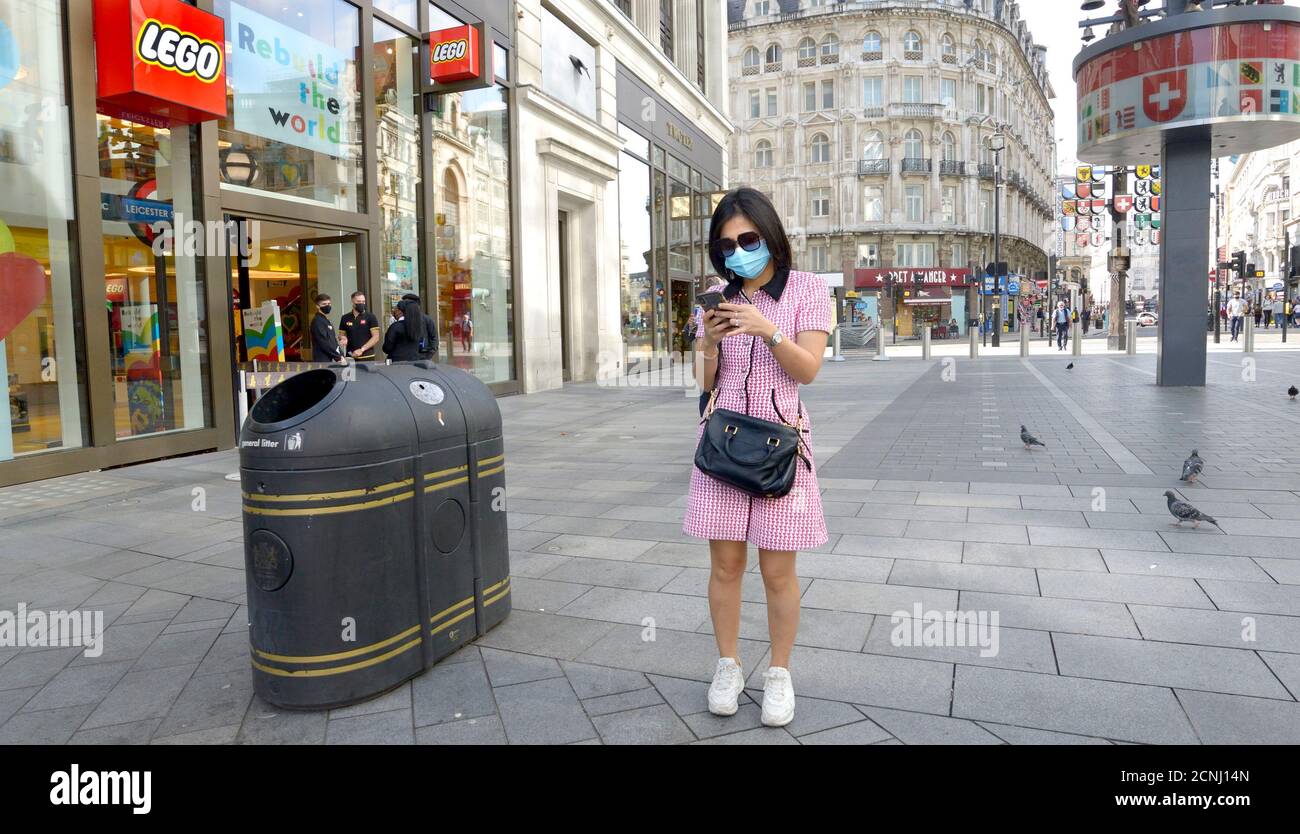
716, 302, 775, 341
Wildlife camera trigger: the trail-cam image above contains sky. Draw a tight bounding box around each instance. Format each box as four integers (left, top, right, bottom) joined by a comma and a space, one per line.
1016, 0, 1086, 176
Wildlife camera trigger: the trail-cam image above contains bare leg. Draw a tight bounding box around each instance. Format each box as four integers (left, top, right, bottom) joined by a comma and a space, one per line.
708, 540, 748, 662
758, 549, 800, 669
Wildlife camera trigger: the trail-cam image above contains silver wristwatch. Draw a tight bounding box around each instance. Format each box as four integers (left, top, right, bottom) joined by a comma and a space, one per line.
767, 329, 784, 348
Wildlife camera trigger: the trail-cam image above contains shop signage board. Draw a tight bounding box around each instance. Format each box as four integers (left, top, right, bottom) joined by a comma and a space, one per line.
241, 301, 286, 363
227, 1, 355, 157
93, 0, 228, 124
425, 23, 493, 93
854, 268, 972, 289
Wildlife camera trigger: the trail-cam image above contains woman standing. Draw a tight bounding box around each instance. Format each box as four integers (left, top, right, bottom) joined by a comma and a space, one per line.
685, 187, 830, 727
383, 297, 425, 362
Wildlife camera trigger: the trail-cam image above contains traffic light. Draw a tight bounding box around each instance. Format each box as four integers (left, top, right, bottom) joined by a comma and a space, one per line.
985, 261, 1008, 278
1232, 250, 1247, 280
1247, 263, 1256, 280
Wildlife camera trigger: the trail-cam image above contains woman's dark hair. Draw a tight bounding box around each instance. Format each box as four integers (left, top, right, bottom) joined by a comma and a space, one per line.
707, 186, 792, 283
398, 298, 423, 341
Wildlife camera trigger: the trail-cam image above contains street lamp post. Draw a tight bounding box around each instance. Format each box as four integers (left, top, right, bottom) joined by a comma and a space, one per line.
988, 131, 1007, 348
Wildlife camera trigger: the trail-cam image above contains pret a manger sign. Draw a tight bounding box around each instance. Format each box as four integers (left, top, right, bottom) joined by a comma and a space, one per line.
94, 0, 228, 125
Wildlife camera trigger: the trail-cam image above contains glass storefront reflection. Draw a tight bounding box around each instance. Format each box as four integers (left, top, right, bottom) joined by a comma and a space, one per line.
429, 85, 514, 384
618, 151, 653, 367
99, 119, 211, 439
373, 21, 421, 317
0, 0, 87, 460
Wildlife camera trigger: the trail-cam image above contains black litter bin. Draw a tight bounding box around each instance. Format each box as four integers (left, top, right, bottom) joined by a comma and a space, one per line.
239, 361, 511, 709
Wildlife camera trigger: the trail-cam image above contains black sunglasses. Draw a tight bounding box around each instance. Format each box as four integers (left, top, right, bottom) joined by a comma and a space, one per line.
712, 231, 764, 258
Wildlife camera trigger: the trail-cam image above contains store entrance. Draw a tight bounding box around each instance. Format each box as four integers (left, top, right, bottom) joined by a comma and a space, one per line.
227, 218, 367, 368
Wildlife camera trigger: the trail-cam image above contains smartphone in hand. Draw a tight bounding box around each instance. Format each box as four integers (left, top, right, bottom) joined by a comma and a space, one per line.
697, 291, 724, 312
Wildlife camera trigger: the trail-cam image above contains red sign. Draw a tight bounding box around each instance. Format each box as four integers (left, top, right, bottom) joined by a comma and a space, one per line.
94, 0, 227, 125
1142, 69, 1188, 123
429, 24, 481, 84
855, 268, 972, 289
1113, 195, 1133, 214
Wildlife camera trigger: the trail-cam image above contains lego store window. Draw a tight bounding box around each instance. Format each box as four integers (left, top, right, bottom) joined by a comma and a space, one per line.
0, 0, 88, 460
98, 118, 212, 439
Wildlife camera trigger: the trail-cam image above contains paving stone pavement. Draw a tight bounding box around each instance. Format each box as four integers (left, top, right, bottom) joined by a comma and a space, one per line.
2, 350, 1299, 744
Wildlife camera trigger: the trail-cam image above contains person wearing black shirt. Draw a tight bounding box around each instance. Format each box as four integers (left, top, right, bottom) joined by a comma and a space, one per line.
383, 298, 425, 361
310, 294, 344, 363
338, 291, 381, 361
401, 293, 439, 360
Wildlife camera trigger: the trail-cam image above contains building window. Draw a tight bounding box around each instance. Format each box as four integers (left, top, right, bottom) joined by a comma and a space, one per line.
952, 242, 965, 268
903, 76, 923, 104
742, 46, 761, 74
803, 82, 816, 112
863, 77, 884, 110
903, 30, 922, 60
980, 189, 992, 229
216, 0, 364, 212
942, 132, 957, 161
821, 79, 834, 110
810, 188, 831, 218
375, 0, 417, 26
0, 0, 88, 460
810, 133, 831, 163
941, 33, 956, 64
375, 20, 422, 318
820, 34, 839, 63
942, 185, 957, 224
612, 0, 632, 18
749, 90, 761, 119
766, 88, 778, 116
863, 30, 882, 60
432, 85, 515, 383
753, 0, 771, 14
897, 243, 935, 267
904, 129, 924, 160
798, 36, 816, 65
765, 43, 782, 67
755, 139, 774, 168
660, 0, 674, 59
905, 185, 924, 222
862, 130, 885, 161
863, 186, 885, 222
857, 243, 879, 268
697, 0, 707, 90
809, 244, 829, 272
940, 78, 957, 111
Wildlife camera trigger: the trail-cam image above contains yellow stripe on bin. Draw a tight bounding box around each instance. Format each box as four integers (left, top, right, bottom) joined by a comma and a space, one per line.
423, 464, 468, 481
477, 465, 504, 478
478, 454, 504, 467
430, 596, 474, 625
482, 577, 509, 596
251, 637, 422, 678
241, 478, 414, 503
483, 585, 510, 607
431, 607, 475, 635
243, 489, 415, 516
424, 476, 469, 494
252, 624, 423, 665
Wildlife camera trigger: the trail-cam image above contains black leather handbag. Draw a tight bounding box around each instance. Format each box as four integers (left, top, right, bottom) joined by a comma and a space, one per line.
694, 336, 810, 499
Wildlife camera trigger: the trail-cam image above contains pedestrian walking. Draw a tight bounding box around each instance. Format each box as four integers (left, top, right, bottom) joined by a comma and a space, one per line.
1053, 300, 1071, 350
686, 187, 830, 728
1082, 307, 1091, 334
1228, 292, 1245, 341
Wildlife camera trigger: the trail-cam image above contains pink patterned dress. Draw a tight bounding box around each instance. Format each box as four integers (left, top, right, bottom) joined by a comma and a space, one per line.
683, 269, 831, 551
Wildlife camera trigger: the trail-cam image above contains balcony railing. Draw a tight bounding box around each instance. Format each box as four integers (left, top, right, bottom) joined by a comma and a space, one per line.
797, 55, 817, 68
858, 159, 890, 176
861, 50, 882, 62
901, 157, 932, 174
863, 106, 885, 118
742, 65, 759, 76
820, 53, 840, 65
940, 160, 965, 176
977, 163, 995, 179
764, 61, 782, 73
888, 102, 944, 119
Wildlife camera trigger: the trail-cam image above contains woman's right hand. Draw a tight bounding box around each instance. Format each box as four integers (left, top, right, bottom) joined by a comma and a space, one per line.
701, 309, 733, 350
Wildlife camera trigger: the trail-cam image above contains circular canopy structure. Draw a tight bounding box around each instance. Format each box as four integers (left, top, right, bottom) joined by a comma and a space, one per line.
1073, 4, 1300, 164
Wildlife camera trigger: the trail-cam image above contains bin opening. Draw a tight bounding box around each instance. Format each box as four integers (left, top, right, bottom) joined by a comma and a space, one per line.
250, 369, 339, 426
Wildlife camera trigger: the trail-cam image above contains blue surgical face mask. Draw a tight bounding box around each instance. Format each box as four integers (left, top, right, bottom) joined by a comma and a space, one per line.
725, 240, 771, 280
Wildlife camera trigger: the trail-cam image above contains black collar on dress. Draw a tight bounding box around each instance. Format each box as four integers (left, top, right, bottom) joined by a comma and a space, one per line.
722, 266, 789, 302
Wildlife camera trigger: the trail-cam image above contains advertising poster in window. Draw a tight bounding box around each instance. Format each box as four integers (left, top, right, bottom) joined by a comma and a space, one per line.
227, 2, 354, 158
120, 304, 164, 435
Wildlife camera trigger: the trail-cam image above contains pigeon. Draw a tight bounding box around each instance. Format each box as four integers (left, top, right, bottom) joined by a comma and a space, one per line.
1164, 491, 1220, 529
1180, 449, 1204, 483
1066, 363, 1074, 370
1289, 385, 1298, 400
1020, 425, 1046, 449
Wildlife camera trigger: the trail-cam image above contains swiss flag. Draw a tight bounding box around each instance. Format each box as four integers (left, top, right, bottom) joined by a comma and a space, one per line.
1143, 70, 1187, 123
1113, 195, 1133, 214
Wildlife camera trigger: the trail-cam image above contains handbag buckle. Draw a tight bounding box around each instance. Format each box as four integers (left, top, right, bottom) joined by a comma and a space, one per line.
766, 437, 781, 447
724, 424, 738, 435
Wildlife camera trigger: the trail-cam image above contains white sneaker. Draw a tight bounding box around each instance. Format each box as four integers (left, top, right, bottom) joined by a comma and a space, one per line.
707, 657, 745, 716
761, 666, 796, 727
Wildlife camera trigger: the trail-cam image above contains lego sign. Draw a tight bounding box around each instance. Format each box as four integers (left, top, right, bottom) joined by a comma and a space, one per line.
93, 0, 227, 125
426, 23, 492, 91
